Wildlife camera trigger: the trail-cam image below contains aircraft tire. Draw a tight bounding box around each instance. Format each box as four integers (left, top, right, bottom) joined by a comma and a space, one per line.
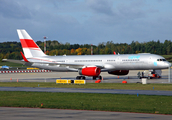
98, 76, 102, 80
93, 76, 97, 80
76, 76, 81, 79
82, 76, 86, 80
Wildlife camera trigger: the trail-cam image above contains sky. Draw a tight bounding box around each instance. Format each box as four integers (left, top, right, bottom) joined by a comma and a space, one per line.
0, 0, 172, 45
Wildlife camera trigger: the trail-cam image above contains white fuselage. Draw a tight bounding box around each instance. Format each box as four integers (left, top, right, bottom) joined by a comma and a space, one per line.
26, 53, 170, 72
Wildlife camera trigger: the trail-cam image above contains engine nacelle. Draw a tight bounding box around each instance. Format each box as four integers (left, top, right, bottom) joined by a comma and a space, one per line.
79, 67, 101, 76
108, 70, 129, 75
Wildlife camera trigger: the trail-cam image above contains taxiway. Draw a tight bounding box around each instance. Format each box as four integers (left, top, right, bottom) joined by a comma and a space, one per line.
1, 107, 172, 120
0, 69, 170, 83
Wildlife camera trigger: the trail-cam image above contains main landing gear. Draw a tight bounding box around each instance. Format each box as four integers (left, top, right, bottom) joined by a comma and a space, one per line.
93, 76, 102, 80
76, 76, 86, 80
76, 75, 102, 80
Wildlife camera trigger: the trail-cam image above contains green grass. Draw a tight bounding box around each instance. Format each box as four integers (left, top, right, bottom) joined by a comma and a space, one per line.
0, 91, 172, 114
0, 61, 26, 67
162, 55, 172, 58
1, 82, 172, 114
162, 55, 172, 62
1, 82, 172, 91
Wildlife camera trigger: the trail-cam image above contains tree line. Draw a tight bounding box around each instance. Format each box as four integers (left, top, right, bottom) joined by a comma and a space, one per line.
0, 40, 172, 62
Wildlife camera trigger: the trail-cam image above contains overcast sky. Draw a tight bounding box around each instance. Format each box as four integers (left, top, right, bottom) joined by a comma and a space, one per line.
0, 0, 172, 45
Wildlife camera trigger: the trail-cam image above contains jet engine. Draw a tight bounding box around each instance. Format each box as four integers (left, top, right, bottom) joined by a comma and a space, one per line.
79, 67, 101, 76
108, 70, 129, 75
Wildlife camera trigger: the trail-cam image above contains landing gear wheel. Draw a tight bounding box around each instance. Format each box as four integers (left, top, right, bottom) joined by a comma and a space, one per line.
76, 76, 81, 79
98, 76, 102, 80
81, 76, 85, 80
93, 76, 97, 80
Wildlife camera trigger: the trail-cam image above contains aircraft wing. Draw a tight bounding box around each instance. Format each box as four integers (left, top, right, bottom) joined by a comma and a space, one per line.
2, 59, 33, 66
32, 61, 104, 69
2, 59, 104, 70
2, 59, 26, 64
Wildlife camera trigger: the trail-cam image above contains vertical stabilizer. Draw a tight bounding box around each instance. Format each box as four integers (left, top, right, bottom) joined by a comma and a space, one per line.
17, 29, 46, 58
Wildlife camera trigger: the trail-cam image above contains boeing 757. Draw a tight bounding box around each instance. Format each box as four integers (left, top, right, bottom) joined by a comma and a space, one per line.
3, 29, 171, 80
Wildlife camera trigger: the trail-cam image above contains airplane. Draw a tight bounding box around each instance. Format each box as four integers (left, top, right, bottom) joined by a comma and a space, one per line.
1, 65, 10, 69
3, 29, 171, 80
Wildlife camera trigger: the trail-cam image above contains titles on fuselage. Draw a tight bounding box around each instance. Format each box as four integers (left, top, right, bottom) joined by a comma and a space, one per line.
128, 55, 140, 59
122, 55, 140, 62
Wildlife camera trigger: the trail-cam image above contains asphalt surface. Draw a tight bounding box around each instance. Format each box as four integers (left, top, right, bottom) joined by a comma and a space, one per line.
0, 87, 172, 96
1, 107, 172, 120
0, 69, 171, 83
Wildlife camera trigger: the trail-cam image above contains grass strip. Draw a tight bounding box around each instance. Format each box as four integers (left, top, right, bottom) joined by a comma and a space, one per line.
0, 61, 27, 67
0, 82, 172, 91
0, 91, 172, 114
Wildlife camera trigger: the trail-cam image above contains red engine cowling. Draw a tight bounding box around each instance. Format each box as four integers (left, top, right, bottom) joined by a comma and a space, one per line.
108, 70, 129, 75
79, 67, 101, 76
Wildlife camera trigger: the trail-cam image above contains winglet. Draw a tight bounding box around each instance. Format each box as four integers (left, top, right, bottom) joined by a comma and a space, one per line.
20, 51, 29, 62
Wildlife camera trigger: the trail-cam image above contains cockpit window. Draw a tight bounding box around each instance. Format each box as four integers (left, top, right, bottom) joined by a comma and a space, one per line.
157, 59, 166, 61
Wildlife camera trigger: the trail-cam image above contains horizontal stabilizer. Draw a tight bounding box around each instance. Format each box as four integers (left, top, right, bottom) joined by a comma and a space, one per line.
2, 59, 26, 64
20, 51, 29, 62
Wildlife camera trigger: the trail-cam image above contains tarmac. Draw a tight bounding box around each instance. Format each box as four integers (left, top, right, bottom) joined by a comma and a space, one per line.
0, 69, 170, 83
1, 107, 172, 120
1, 87, 172, 96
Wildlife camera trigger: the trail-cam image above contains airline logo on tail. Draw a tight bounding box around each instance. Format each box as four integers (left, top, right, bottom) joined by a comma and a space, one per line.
17, 29, 46, 58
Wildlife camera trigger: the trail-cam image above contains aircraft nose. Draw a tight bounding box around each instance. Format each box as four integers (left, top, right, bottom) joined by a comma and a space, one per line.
165, 62, 171, 68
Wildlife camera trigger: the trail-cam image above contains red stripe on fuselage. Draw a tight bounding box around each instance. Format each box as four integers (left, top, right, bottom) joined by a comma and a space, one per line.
20, 39, 39, 48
